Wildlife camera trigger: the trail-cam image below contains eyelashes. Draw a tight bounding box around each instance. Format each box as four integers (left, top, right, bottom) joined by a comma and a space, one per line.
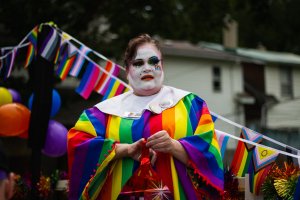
131, 56, 161, 68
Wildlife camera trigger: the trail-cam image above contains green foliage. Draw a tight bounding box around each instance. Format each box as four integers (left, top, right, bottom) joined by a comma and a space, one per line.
2, 0, 300, 58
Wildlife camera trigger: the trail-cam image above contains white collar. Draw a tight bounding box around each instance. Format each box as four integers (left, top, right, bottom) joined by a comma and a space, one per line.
95, 85, 190, 118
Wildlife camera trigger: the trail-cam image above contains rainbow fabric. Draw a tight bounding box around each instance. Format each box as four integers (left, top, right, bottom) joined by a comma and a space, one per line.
68, 93, 224, 200
231, 128, 263, 177
215, 130, 229, 159
27, 26, 38, 55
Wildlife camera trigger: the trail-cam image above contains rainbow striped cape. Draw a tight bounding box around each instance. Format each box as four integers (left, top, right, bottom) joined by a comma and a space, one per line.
68, 93, 224, 200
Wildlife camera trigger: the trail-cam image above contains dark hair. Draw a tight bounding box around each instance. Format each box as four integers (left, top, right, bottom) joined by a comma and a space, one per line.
123, 34, 161, 67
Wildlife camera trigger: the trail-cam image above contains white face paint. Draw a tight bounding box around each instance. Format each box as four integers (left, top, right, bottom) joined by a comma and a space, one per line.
127, 43, 164, 96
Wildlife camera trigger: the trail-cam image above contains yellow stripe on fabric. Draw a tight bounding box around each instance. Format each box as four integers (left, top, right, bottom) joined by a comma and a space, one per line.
170, 157, 180, 200
107, 116, 121, 141
82, 150, 117, 200
74, 121, 97, 137
174, 100, 187, 140
108, 81, 120, 99
194, 114, 214, 135
111, 160, 123, 200
237, 150, 248, 177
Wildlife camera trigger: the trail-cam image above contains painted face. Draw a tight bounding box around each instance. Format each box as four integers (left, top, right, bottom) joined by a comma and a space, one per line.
127, 43, 164, 96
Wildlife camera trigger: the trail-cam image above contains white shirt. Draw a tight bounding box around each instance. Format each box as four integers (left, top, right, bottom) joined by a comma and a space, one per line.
95, 85, 190, 118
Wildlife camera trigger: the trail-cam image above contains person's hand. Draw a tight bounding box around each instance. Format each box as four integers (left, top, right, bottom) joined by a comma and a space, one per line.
145, 130, 176, 154
115, 139, 157, 165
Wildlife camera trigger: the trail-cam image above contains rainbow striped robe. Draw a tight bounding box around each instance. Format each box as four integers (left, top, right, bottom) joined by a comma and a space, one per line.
68, 93, 224, 200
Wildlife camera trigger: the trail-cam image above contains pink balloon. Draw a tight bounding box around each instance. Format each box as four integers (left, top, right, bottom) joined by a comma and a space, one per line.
42, 120, 68, 157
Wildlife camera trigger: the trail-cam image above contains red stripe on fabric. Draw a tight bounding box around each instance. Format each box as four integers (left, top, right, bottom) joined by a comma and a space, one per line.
231, 141, 244, 175
149, 113, 162, 135
98, 173, 112, 199
67, 129, 94, 179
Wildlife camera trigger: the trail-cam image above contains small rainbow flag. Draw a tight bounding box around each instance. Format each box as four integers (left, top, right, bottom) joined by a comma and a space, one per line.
27, 26, 38, 55
248, 146, 278, 195
231, 128, 263, 177
75, 62, 100, 99
24, 43, 35, 68
56, 42, 78, 80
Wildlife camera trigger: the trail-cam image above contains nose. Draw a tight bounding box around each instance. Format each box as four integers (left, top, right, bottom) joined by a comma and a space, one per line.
142, 63, 153, 73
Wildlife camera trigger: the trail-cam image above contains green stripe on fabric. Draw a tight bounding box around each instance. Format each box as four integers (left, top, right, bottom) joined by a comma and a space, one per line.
242, 151, 252, 176
208, 144, 223, 169
121, 158, 134, 187
86, 167, 110, 199
178, 179, 187, 200
79, 111, 90, 121
98, 139, 115, 164
182, 95, 194, 137
119, 118, 133, 143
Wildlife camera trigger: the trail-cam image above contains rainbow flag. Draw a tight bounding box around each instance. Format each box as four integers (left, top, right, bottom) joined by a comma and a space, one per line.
68, 94, 224, 200
94, 61, 120, 95
27, 26, 38, 55
248, 146, 278, 195
24, 43, 35, 68
56, 42, 78, 80
231, 127, 263, 177
75, 62, 101, 99
101, 77, 126, 100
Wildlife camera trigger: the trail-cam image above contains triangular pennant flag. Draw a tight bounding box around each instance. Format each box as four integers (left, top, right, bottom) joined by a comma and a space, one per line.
215, 130, 229, 159
252, 146, 279, 173
69, 45, 91, 77
75, 62, 101, 99
241, 127, 263, 151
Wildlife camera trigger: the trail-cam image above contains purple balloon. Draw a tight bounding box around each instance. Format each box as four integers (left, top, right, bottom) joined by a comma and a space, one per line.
42, 120, 68, 157
8, 88, 22, 103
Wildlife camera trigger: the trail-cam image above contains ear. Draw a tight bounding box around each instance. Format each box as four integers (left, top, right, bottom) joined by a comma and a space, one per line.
5, 173, 15, 199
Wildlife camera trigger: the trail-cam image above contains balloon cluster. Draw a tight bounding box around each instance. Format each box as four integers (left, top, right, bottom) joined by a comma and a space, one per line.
0, 87, 67, 157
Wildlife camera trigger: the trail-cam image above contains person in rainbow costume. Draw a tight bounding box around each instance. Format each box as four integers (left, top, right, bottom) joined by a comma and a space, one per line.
68, 34, 224, 200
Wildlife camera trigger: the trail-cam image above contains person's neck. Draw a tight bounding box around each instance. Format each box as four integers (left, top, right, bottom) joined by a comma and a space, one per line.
133, 86, 163, 97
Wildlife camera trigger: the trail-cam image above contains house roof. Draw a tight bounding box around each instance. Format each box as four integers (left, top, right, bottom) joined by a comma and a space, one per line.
267, 98, 300, 129
160, 40, 253, 63
200, 42, 300, 66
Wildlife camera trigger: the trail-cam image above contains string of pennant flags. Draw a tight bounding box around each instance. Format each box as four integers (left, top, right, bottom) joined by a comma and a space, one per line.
1, 22, 300, 196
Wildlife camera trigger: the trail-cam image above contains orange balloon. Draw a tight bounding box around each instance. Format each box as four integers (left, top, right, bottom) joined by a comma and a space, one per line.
0, 103, 31, 137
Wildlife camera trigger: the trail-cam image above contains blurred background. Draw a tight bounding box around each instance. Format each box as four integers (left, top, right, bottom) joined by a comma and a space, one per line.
1, 0, 300, 199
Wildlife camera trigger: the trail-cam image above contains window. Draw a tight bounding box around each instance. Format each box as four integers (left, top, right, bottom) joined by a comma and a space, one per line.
280, 66, 293, 98
212, 66, 222, 92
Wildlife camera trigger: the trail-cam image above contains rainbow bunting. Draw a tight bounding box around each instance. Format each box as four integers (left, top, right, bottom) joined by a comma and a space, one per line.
69, 45, 91, 77
24, 43, 35, 68
94, 61, 120, 95
101, 78, 126, 100
67, 93, 224, 199
75, 62, 101, 99
215, 130, 229, 159
248, 146, 279, 195
230, 127, 263, 177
